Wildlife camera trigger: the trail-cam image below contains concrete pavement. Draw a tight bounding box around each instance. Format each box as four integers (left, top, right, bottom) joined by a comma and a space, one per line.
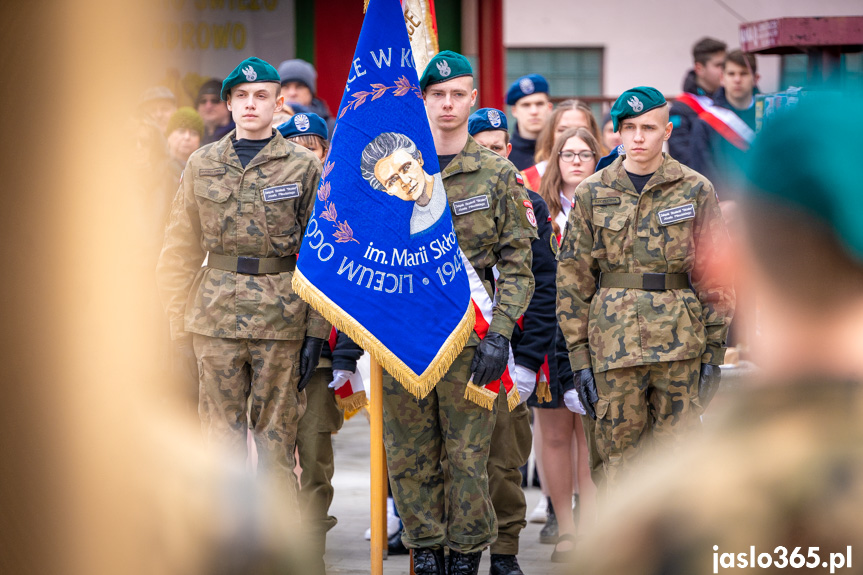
322, 412, 571, 575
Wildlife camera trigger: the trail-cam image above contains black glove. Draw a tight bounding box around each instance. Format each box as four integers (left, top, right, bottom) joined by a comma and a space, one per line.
173, 336, 198, 383
298, 336, 325, 392
698, 363, 722, 409
470, 332, 510, 388
574, 368, 599, 420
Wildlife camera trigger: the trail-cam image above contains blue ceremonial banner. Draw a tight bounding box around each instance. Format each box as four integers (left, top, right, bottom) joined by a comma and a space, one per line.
292, 0, 473, 397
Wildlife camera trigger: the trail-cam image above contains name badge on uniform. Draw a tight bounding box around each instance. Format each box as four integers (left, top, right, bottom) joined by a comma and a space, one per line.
452, 195, 490, 216
593, 197, 621, 206
262, 183, 301, 202
658, 203, 696, 226
199, 167, 227, 176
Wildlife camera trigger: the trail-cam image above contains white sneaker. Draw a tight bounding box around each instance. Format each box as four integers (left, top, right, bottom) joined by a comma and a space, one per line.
365, 497, 402, 539
528, 496, 548, 523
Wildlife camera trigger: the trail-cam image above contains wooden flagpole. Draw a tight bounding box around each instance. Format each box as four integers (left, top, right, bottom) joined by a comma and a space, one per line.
370, 356, 387, 574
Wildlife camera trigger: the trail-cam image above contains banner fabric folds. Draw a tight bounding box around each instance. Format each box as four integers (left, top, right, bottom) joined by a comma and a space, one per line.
293, 0, 473, 399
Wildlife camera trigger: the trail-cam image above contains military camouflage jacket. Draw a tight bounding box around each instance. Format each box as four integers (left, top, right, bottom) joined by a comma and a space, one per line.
556, 154, 734, 373
442, 135, 537, 342
156, 130, 329, 341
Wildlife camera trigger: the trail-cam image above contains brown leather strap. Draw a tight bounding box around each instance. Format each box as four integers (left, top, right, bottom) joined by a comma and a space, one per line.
206, 252, 296, 275
599, 272, 690, 290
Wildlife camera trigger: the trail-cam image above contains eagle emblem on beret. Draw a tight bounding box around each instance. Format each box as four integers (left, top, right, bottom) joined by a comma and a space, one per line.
488, 109, 502, 127
627, 96, 644, 113
242, 65, 257, 82
519, 77, 535, 95
436, 59, 451, 77
295, 114, 310, 132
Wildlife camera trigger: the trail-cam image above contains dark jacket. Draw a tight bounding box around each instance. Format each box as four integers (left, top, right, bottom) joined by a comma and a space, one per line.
668, 70, 714, 172
509, 126, 538, 171
510, 191, 556, 373
307, 98, 336, 137
321, 330, 363, 372
513, 191, 565, 408
690, 87, 758, 200
202, 120, 236, 146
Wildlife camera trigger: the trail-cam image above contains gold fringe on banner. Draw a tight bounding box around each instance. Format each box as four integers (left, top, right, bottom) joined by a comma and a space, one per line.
293, 269, 475, 400
423, 0, 439, 54
464, 381, 497, 411
336, 390, 369, 413
536, 380, 552, 404
363, 0, 369, 13
506, 387, 521, 412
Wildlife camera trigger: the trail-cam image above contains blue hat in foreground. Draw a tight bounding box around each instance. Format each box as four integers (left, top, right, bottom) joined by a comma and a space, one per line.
419, 50, 473, 91
506, 74, 549, 105
610, 86, 666, 131
468, 108, 508, 136
744, 93, 863, 262
221, 57, 281, 101
277, 112, 328, 141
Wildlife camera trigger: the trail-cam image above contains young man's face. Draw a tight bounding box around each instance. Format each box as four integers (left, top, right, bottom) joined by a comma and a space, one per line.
723, 60, 758, 104
619, 106, 672, 166
423, 76, 477, 133
281, 81, 313, 107
373, 148, 429, 202
695, 52, 726, 94
472, 130, 511, 158
602, 119, 623, 150
226, 83, 283, 138
196, 94, 230, 128
511, 93, 553, 137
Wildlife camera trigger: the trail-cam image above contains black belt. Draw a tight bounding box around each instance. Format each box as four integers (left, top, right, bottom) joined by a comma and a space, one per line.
206, 252, 296, 275
599, 272, 689, 290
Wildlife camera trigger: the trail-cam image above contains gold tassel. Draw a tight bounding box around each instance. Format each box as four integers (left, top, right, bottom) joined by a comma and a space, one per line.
463, 382, 497, 411
336, 390, 369, 414
423, 0, 439, 54
506, 388, 521, 412
363, 0, 369, 13
292, 269, 475, 400
536, 380, 552, 404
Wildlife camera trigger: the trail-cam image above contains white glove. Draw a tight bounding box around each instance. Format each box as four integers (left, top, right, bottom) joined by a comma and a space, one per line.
563, 389, 586, 414
514, 365, 537, 404
328, 369, 353, 391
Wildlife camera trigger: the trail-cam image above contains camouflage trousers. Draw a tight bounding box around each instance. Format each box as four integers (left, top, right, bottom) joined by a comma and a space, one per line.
581, 414, 606, 493
193, 335, 306, 519
593, 358, 702, 489
382, 345, 498, 554
297, 366, 344, 536
488, 397, 532, 555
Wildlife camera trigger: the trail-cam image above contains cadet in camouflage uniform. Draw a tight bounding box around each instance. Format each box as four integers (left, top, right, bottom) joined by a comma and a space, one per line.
156, 57, 329, 516
573, 92, 863, 575
469, 107, 557, 575
556, 87, 734, 491
381, 52, 536, 575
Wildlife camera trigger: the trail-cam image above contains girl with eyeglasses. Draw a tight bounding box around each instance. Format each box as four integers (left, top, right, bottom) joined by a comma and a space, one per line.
531, 126, 601, 563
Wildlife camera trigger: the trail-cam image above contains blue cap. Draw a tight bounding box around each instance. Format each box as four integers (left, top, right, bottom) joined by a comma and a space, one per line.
506, 74, 549, 105
276, 112, 328, 141
468, 108, 508, 136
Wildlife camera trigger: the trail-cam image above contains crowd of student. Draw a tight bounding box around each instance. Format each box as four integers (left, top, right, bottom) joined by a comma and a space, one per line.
140, 36, 762, 575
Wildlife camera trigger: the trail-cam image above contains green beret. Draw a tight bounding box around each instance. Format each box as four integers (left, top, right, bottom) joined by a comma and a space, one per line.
610, 86, 667, 131
166, 107, 204, 139
419, 50, 473, 91
221, 57, 281, 101
745, 93, 863, 262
